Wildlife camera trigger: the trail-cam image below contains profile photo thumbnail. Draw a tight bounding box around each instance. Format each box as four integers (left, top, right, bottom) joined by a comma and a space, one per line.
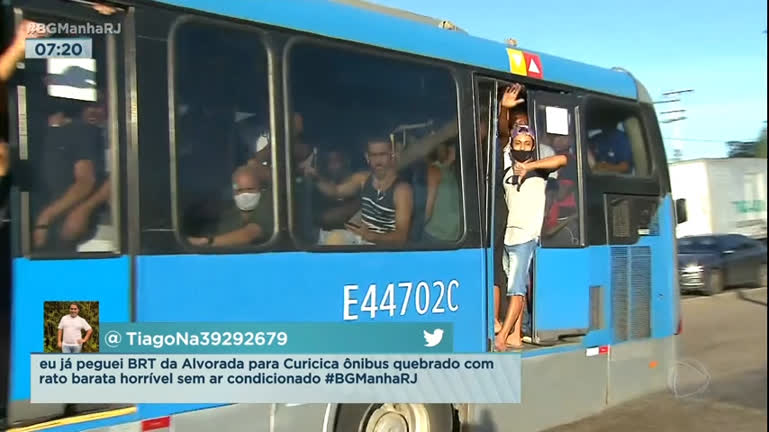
43, 301, 99, 353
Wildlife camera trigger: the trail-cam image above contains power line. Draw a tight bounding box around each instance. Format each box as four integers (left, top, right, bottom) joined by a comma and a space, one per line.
662, 137, 757, 143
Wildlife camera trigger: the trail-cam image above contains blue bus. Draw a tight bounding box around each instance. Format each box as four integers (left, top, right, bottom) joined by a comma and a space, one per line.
1, 0, 687, 431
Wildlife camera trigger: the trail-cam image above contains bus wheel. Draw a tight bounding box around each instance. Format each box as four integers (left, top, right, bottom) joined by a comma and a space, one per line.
334, 403, 455, 432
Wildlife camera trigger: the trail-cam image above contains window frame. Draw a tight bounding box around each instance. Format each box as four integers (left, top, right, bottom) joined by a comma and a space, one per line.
167, 16, 281, 254
13, 7, 125, 260
529, 91, 587, 249
282, 35, 469, 252
581, 94, 657, 180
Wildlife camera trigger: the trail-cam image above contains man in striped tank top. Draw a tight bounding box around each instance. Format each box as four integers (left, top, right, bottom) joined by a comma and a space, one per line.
308, 140, 414, 246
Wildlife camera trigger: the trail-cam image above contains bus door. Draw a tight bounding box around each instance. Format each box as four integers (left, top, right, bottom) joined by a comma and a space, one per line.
5, 0, 130, 426
528, 90, 589, 344
474, 77, 500, 349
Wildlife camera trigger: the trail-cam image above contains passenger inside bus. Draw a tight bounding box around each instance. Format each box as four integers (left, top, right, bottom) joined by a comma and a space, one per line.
187, 165, 273, 247
174, 24, 269, 242
32, 96, 105, 252
288, 41, 460, 248
493, 84, 529, 339
587, 118, 633, 174
423, 138, 461, 243
493, 84, 571, 351
308, 139, 414, 247
59, 93, 114, 251
313, 149, 359, 233
542, 134, 579, 245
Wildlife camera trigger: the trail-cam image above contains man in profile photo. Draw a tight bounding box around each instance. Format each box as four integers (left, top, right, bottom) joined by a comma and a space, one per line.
58, 303, 92, 353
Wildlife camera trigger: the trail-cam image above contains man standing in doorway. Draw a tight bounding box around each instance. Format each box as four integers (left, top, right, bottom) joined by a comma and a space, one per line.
495, 124, 567, 351
58, 303, 93, 353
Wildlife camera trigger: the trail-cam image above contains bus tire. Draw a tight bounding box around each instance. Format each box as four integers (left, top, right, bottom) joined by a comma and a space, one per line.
334, 403, 455, 432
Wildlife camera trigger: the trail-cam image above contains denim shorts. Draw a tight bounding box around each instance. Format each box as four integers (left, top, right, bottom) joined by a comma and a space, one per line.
62, 345, 82, 353
502, 239, 536, 296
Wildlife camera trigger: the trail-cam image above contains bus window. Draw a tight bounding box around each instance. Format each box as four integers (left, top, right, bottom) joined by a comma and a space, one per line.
536, 104, 581, 247
24, 27, 116, 254
286, 42, 462, 248
585, 101, 651, 177
172, 22, 273, 249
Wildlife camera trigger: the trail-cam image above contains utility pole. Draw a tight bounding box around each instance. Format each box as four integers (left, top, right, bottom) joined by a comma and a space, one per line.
655, 89, 694, 162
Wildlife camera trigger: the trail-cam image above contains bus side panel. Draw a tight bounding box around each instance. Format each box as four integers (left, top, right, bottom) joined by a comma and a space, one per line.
135, 250, 485, 353
533, 249, 591, 335
650, 196, 676, 339
471, 348, 608, 432
9, 257, 130, 398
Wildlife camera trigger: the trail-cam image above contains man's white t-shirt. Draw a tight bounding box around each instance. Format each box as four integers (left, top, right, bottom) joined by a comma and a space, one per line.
501, 144, 554, 246
58, 315, 91, 347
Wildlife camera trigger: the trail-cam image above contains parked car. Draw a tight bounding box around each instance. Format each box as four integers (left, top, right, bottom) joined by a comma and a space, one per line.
678, 234, 767, 295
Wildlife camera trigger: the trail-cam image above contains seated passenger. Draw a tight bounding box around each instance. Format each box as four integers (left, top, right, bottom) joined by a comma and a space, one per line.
588, 119, 633, 174
424, 139, 460, 243
235, 112, 306, 186
32, 99, 104, 252
308, 139, 413, 247
63, 95, 115, 251
187, 166, 273, 247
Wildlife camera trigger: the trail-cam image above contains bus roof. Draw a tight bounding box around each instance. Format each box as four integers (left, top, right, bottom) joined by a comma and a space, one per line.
153, 0, 640, 100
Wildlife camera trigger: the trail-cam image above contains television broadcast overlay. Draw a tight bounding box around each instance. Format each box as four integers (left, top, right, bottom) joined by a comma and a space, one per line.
97, 322, 455, 353
29, 323, 521, 404
31, 354, 520, 404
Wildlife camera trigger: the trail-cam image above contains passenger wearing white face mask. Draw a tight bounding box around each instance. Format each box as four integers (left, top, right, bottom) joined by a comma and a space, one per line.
187, 166, 273, 247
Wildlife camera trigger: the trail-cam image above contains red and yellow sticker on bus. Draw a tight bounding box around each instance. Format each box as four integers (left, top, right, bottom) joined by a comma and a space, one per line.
506, 48, 543, 79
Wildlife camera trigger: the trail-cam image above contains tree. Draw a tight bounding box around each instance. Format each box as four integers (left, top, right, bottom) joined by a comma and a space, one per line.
727, 140, 757, 158
756, 125, 767, 158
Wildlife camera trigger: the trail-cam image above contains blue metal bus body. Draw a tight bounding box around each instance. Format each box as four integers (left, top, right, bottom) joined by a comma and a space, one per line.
1, 0, 680, 431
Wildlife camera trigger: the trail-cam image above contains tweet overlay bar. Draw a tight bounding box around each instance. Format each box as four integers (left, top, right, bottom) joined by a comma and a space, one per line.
99, 323, 454, 354
31, 354, 521, 403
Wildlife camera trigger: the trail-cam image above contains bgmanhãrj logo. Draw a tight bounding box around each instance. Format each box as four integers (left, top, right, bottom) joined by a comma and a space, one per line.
28, 22, 121, 35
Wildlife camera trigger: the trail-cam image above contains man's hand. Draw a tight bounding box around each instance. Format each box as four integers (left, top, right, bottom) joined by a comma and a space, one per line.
57, 341, 62, 348
14, 20, 47, 46
345, 222, 372, 242
76, 338, 83, 345
93, 4, 119, 15
187, 236, 209, 246
513, 161, 530, 178
500, 84, 525, 109
33, 227, 48, 248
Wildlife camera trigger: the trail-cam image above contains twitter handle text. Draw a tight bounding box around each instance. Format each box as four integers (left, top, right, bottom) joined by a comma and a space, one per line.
343, 279, 460, 321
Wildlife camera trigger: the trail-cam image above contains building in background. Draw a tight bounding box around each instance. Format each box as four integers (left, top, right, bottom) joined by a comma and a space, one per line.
670, 158, 767, 241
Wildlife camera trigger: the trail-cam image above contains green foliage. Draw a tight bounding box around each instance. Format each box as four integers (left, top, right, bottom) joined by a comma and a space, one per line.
43, 301, 100, 353
756, 126, 767, 158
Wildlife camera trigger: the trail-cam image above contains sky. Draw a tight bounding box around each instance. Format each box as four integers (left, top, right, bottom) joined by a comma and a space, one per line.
368, 0, 768, 160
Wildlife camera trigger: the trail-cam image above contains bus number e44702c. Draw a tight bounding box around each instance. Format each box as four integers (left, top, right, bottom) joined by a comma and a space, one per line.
343, 280, 460, 321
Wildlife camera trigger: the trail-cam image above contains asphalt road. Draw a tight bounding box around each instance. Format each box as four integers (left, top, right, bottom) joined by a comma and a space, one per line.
546, 287, 767, 432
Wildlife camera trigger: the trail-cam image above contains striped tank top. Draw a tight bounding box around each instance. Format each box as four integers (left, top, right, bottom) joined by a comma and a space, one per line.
360, 175, 400, 234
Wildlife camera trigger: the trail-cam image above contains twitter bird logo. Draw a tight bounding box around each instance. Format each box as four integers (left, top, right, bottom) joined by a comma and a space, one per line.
423, 329, 444, 347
